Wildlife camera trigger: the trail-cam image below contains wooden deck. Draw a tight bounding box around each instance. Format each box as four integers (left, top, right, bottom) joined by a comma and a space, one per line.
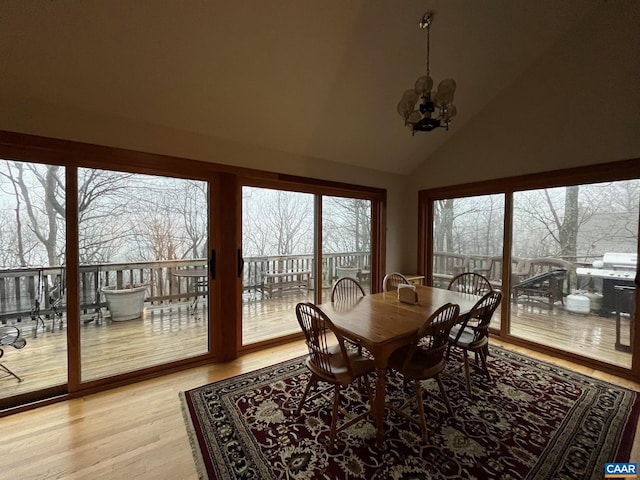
0, 292, 633, 402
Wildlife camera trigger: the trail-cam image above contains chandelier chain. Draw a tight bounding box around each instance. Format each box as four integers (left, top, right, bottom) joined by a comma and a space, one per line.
425, 21, 430, 78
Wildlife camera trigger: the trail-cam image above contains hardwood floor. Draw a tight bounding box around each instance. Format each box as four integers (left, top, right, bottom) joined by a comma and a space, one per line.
1, 338, 639, 479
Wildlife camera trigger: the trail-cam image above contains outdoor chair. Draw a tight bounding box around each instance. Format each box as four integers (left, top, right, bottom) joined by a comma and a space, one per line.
48, 271, 66, 331
383, 272, 410, 292
0, 325, 27, 382
448, 272, 493, 295
387, 303, 460, 441
295, 302, 375, 450
448, 290, 502, 395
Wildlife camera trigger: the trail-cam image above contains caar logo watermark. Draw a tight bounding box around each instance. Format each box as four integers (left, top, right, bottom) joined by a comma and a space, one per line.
605, 463, 638, 478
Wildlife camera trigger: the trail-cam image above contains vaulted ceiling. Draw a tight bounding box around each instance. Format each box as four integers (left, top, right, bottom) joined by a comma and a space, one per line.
0, 1, 600, 174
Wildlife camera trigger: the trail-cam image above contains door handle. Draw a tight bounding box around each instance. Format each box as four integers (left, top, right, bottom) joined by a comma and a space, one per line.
209, 249, 216, 280
237, 249, 244, 278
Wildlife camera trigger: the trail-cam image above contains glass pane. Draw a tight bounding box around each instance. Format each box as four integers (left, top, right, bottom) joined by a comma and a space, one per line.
432, 194, 505, 328
0, 160, 67, 399
242, 186, 314, 345
79, 169, 209, 381
321, 196, 372, 303
510, 181, 639, 369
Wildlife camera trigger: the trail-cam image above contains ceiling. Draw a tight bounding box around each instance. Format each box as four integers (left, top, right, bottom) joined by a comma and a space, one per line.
0, 1, 600, 175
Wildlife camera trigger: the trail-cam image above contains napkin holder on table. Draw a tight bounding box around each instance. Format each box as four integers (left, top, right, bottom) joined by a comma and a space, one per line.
398, 284, 418, 304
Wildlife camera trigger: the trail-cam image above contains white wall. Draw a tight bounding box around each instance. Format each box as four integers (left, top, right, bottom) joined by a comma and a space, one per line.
403, 0, 640, 268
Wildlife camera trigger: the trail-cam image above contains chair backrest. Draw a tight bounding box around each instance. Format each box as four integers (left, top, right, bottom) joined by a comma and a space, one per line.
295, 302, 351, 380
453, 290, 502, 345
0, 326, 27, 349
383, 272, 410, 292
448, 272, 492, 295
400, 303, 460, 370
331, 277, 366, 303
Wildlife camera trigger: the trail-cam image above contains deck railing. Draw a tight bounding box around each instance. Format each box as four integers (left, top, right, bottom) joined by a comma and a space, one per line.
2, 250, 592, 322
0, 251, 371, 322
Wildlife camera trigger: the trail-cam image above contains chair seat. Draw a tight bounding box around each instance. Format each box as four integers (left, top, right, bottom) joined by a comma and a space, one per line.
307, 348, 375, 385
389, 346, 445, 379
449, 325, 488, 350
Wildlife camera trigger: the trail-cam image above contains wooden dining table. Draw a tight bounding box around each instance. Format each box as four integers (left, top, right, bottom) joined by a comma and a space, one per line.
317, 285, 481, 447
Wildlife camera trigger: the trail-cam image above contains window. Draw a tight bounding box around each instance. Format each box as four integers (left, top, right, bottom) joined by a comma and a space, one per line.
420, 159, 640, 376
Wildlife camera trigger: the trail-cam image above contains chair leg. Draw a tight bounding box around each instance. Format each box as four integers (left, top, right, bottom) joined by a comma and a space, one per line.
0, 362, 22, 382
463, 352, 472, 395
435, 373, 453, 416
296, 373, 316, 415
478, 348, 492, 383
413, 380, 428, 441
363, 374, 373, 403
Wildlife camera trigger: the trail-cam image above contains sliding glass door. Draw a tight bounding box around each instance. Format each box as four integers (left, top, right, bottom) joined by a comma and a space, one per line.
0, 134, 384, 410
431, 194, 505, 328
78, 168, 211, 381
241, 186, 377, 347
510, 181, 638, 369
321, 196, 372, 303
241, 186, 315, 345
0, 159, 68, 400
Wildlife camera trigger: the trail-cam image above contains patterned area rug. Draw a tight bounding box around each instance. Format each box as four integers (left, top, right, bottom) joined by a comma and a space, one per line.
180, 347, 639, 480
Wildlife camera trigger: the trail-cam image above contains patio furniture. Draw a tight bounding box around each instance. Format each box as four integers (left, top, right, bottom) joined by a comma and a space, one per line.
512, 269, 567, 309
335, 265, 359, 280
261, 270, 310, 298
173, 267, 208, 314
0, 325, 27, 382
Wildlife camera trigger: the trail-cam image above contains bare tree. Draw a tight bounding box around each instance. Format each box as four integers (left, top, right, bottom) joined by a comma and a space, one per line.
322, 197, 371, 253
0, 162, 64, 265
242, 187, 313, 256
0, 161, 139, 267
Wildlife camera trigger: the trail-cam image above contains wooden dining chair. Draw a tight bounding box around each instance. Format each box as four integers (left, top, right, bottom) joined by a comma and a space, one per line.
295, 302, 375, 450
448, 290, 502, 395
387, 303, 460, 441
331, 277, 366, 303
382, 272, 410, 292
0, 325, 27, 382
447, 272, 492, 295
331, 277, 367, 355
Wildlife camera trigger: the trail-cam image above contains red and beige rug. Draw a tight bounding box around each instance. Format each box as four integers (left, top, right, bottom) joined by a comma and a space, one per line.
180, 347, 639, 479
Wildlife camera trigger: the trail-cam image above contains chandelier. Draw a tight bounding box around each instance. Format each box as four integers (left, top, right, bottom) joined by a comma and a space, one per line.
397, 12, 457, 134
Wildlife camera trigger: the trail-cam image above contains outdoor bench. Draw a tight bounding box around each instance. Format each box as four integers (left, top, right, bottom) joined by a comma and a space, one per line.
260, 271, 310, 298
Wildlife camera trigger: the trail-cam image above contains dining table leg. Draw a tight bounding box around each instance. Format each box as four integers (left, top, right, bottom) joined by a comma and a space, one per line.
373, 366, 387, 448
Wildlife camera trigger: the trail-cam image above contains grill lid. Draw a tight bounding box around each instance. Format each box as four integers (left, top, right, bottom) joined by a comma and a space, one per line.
601, 252, 637, 269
